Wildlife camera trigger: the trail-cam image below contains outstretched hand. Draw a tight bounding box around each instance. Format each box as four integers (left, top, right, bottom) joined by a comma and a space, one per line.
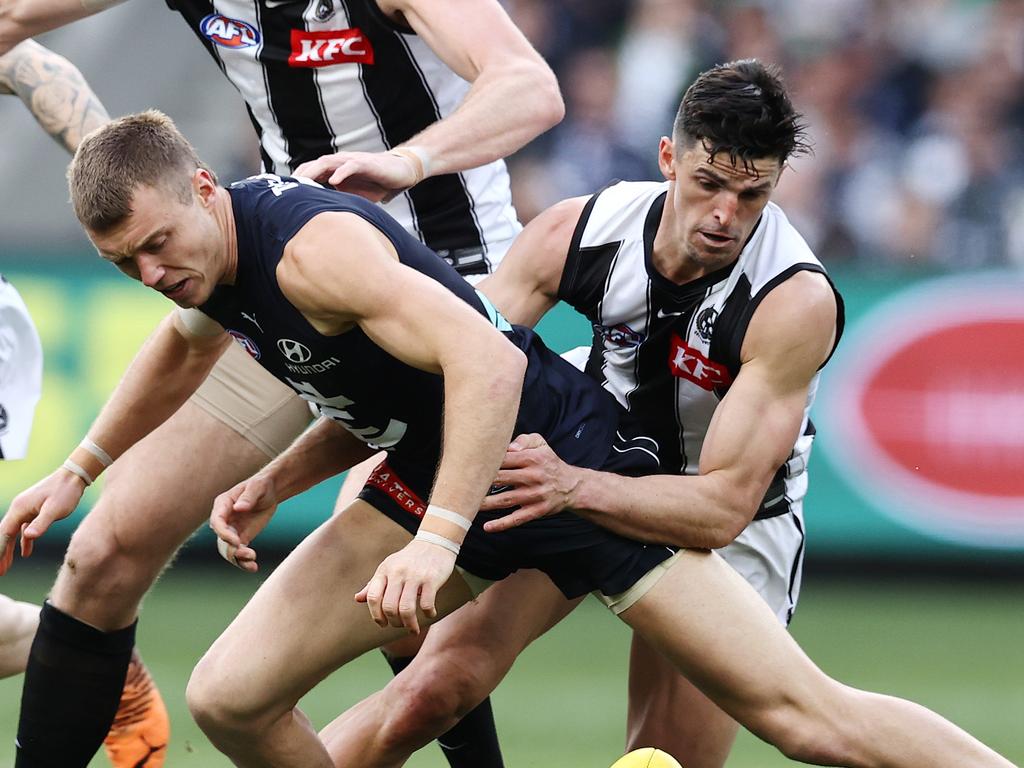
480, 433, 582, 533
295, 150, 422, 203
355, 538, 457, 635
0, 469, 86, 575
209, 474, 280, 573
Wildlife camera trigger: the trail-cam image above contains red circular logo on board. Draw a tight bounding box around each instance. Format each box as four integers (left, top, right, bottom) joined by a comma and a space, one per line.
819, 274, 1024, 548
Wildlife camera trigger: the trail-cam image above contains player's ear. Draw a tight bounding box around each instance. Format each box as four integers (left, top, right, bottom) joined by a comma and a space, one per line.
193, 168, 217, 206
658, 137, 677, 181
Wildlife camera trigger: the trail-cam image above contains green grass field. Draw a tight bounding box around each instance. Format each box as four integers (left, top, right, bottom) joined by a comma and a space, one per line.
1, 559, 1021, 767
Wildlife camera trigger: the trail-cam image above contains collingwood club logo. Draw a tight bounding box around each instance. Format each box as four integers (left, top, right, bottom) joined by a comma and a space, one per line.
277, 338, 312, 363
696, 307, 719, 343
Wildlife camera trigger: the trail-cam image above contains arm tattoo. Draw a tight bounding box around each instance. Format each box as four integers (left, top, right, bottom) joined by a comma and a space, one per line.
0, 40, 110, 154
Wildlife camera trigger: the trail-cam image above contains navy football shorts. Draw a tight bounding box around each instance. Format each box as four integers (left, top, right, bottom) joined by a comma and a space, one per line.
358, 428, 675, 600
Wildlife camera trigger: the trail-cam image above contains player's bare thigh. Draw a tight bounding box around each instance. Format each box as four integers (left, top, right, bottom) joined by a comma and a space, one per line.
627, 633, 739, 768
51, 344, 310, 630
320, 568, 576, 764
618, 549, 830, 732
188, 499, 476, 726
624, 512, 805, 765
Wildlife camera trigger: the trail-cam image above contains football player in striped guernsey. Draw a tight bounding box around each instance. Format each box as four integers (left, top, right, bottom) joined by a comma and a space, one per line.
0, 1, 561, 767
311, 60, 1008, 768
0, 39, 170, 768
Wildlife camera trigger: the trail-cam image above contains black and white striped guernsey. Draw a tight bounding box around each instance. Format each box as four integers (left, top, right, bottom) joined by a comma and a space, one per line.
559, 181, 845, 520
165, 0, 521, 273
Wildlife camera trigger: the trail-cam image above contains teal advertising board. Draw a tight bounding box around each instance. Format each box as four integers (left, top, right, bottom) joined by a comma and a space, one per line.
1, 255, 1021, 561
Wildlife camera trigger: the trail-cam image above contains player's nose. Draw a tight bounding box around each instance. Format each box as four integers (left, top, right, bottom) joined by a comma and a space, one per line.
713, 191, 738, 225
137, 255, 166, 288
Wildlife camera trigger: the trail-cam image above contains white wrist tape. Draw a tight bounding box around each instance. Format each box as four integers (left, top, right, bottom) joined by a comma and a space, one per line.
389, 145, 433, 183
217, 538, 240, 568
62, 459, 94, 486
414, 530, 461, 556
80, 438, 113, 468
424, 504, 472, 532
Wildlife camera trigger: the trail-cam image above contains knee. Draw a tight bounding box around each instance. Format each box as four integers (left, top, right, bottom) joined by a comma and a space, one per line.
57, 517, 140, 600
377, 656, 489, 749
749, 684, 862, 765
60, 522, 124, 592
186, 655, 266, 741
56, 499, 174, 611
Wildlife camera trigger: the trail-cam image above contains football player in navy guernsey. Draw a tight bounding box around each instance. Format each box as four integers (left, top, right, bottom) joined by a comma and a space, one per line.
0, 0, 561, 766
0, 40, 172, 768
10, 109, 1012, 768
289, 60, 1018, 768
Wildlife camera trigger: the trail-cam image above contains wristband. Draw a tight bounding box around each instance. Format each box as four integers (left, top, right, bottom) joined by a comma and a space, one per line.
414, 530, 461, 556
80, 438, 113, 468
62, 459, 94, 486
424, 504, 472, 532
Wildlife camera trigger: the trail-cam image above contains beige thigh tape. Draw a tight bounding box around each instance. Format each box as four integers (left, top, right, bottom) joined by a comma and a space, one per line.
190, 342, 312, 458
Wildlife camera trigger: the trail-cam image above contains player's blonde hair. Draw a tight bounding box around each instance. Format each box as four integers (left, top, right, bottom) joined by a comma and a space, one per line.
68, 109, 217, 233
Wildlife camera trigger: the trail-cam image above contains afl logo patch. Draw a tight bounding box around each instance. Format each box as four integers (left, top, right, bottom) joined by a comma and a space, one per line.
594, 322, 644, 348
227, 330, 261, 360
200, 14, 260, 49
278, 338, 312, 363
696, 307, 718, 343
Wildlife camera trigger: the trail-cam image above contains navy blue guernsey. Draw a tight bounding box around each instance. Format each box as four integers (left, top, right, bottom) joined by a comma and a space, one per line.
200, 175, 620, 475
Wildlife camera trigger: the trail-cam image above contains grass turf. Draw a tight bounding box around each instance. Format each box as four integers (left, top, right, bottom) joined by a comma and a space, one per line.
0, 558, 1021, 767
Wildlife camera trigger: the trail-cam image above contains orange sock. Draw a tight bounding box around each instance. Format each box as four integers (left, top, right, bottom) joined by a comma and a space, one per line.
103, 650, 170, 768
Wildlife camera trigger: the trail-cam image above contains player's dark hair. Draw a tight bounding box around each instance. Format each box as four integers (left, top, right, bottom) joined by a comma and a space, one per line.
673, 59, 810, 168
68, 109, 217, 233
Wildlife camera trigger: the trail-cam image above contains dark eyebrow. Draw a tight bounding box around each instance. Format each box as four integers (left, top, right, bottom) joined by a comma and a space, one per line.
695, 166, 773, 194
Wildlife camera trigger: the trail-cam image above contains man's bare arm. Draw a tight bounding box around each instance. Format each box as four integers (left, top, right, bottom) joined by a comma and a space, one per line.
209, 417, 376, 572
483, 272, 839, 549
0, 0, 124, 56
278, 212, 526, 524
0, 39, 108, 153
385, 0, 562, 175
278, 211, 526, 630
477, 196, 587, 326
295, 0, 562, 193
0, 310, 230, 570
252, 417, 376, 503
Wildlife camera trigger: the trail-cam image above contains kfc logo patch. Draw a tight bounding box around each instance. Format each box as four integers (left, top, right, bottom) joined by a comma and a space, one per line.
668, 333, 732, 391
289, 28, 374, 67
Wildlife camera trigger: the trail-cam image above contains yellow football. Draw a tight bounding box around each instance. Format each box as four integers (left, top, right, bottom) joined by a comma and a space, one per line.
608, 747, 683, 768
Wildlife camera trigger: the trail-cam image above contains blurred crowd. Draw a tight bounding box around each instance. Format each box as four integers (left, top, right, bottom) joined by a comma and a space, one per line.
504, 0, 1024, 270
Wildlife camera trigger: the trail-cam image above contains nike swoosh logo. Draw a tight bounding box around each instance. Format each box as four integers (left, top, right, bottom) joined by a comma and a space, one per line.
656, 308, 686, 319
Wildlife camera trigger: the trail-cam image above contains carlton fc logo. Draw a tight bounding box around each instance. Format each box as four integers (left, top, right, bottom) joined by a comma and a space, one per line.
200, 14, 260, 48
278, 338, 312, 363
